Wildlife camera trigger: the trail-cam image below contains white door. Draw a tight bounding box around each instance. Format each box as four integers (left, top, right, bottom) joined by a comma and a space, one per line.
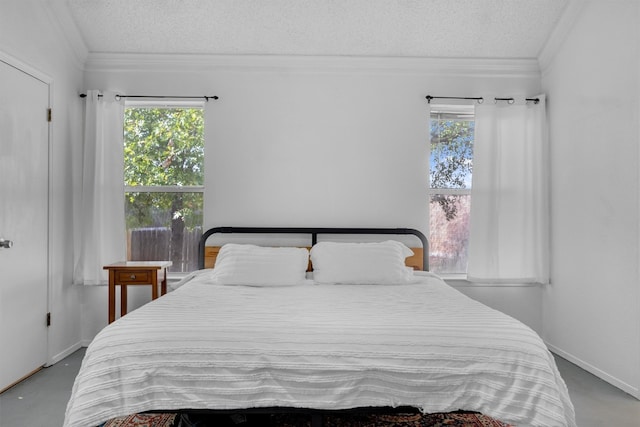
0, 58, 49, 391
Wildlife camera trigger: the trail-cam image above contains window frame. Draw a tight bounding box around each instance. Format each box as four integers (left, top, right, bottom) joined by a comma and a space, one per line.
123, 100, 206, 276
428, 104, 475, 277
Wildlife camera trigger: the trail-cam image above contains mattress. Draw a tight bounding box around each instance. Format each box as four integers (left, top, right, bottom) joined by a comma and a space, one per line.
64, 271, 576, 427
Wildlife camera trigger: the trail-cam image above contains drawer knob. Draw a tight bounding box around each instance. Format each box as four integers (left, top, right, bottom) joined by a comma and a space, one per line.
130, 274, 136, 279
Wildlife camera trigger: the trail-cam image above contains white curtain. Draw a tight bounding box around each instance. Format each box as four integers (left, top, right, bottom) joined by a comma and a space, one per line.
467, 95, 549, 284
74, 91, 126, 285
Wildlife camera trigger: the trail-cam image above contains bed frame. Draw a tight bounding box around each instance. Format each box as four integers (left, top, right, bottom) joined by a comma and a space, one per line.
198, 226, 429, 271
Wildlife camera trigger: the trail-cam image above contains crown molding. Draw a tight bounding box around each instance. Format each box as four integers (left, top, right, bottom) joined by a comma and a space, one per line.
84, 52, 540, 78
537, 0, 587, 74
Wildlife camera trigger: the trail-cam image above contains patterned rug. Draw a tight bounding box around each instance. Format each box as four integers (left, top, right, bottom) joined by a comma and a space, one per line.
101, 413, 176, 427
101, 411, 513, 427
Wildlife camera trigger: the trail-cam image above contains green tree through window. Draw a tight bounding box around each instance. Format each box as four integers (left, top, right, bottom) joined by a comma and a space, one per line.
124, 104, 204, 272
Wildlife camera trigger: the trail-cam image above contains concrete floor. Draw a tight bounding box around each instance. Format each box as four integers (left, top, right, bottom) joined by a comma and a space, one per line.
553, 355, 640, 427
0, 349, 85, 427
0, 348, 638, 426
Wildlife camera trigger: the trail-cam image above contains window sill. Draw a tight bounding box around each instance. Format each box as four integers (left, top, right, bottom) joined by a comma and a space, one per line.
439, 274, 541, 288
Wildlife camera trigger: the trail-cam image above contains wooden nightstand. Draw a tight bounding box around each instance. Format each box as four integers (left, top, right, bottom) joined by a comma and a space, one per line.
103, 261, 172, 324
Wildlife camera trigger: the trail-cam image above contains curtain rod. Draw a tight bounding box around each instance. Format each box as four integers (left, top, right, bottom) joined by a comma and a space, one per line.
79, 93, 219, 101
426, 95, 539, 104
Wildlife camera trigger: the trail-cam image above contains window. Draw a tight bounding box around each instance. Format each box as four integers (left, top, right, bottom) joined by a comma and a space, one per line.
123, 102, 205, 273
429, 105, 474, 274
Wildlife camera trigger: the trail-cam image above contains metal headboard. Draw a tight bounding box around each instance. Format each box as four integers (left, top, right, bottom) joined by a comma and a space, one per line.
198, 226, 429, 271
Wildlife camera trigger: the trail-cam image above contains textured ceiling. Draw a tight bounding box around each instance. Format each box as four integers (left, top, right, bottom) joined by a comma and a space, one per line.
62, 0, 569, 58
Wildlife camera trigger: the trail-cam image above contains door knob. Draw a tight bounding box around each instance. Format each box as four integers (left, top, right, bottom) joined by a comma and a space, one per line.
0, 239, 13, 249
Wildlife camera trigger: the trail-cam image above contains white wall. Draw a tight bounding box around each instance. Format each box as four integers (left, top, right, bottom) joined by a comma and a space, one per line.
208, 68, 425, 228
542, 0, 640, 397
0, 0, 85, 363
79, 55, 544, 339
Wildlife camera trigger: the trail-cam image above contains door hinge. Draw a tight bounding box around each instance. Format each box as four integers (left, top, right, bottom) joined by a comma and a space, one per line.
47, 108, 52, 122
46, 312, 51, 327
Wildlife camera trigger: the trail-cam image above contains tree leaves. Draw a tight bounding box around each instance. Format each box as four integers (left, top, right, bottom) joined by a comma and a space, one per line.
430, 118, 474, 220
124, 107, 204, 187
123, 107, 204, 230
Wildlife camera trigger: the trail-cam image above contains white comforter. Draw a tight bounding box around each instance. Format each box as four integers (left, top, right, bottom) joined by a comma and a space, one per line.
64, 272, 576, 427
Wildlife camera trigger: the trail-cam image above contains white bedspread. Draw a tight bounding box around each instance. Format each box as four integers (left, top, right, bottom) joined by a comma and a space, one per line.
64, 272, 576, 427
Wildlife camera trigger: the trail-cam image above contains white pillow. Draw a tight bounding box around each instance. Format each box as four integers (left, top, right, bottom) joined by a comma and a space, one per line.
310, 240, 415, 284
210, 244, 309, 286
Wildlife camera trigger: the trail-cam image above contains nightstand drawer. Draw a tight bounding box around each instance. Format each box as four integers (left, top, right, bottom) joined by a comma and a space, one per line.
116, 270, 151, 283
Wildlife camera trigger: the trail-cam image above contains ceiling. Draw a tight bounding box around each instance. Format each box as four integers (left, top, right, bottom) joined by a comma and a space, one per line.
56, 0, 571, 60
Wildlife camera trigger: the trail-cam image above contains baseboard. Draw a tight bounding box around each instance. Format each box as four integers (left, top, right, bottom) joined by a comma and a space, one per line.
47, 341, 83, 367
547, 342, 640, 400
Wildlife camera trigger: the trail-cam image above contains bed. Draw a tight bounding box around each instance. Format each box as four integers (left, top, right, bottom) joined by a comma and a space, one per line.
64, 227, 576, 427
